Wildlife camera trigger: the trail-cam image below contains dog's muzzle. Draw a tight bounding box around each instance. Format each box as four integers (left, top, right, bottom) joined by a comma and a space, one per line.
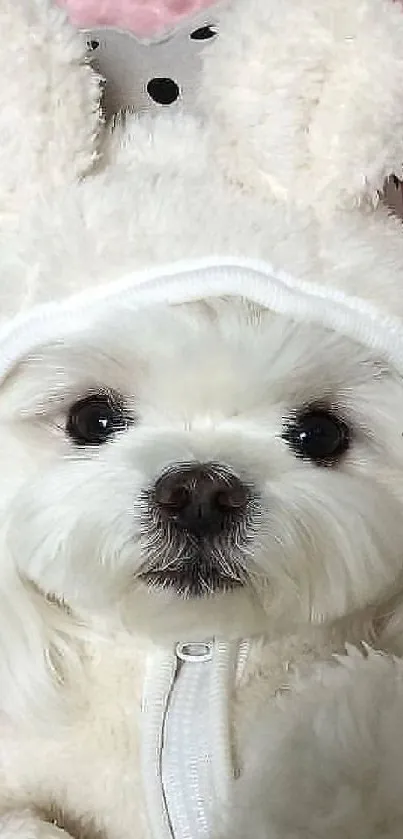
139, 463, 253, 597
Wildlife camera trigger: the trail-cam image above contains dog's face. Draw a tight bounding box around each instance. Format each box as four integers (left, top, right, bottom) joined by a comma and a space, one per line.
1, 297, 403, 640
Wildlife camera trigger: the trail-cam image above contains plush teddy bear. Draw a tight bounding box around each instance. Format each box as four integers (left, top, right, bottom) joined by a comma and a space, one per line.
3, 2, 403, 839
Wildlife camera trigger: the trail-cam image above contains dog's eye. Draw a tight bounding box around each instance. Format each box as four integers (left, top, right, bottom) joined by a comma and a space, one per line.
283, 408, 350, 464
66, 394, 130, 446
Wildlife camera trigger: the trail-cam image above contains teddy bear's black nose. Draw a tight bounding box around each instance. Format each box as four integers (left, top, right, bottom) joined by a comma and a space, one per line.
147, 77, 180, 105
154, 464, 249, 536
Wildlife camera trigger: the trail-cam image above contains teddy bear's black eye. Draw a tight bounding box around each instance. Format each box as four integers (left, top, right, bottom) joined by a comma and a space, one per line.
66, 394, 131, 446
190, 25, 217, 40
283, 408, 350, 464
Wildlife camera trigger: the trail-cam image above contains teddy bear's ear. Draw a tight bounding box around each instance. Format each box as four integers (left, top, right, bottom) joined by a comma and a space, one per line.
0, 0, 100, 226
199, 0, 403, 215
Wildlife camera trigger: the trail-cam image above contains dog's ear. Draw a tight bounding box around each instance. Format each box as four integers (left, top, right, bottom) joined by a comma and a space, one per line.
0, 0, 101, 228
198, 0, 403, 216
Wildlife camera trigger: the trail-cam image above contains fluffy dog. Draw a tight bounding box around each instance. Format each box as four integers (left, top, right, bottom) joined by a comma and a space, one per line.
1, 298, 403, 838
4, 0, 403, 837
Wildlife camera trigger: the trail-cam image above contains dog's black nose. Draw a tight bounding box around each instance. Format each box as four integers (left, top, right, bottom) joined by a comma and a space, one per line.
154, 464, 248, 536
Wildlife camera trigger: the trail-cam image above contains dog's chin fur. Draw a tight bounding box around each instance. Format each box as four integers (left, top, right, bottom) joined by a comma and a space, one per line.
1, 296, 403, 715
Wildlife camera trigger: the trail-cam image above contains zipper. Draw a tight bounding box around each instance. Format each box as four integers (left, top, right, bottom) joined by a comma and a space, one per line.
142, 640, 240, 839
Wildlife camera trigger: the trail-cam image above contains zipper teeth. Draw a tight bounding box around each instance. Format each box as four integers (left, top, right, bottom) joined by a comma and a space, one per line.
162, 654, 211, 839
236, 639, 252, 683
142, 639, 247, 839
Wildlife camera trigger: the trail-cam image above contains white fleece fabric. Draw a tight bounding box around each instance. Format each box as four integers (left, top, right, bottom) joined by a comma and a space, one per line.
3, 257, 403, 389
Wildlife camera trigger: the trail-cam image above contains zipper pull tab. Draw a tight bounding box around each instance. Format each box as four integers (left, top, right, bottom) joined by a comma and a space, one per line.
175, 640, 213, 663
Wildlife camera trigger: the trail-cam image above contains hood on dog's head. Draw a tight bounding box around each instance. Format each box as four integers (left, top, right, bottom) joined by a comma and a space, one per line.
2, 257, 403, 391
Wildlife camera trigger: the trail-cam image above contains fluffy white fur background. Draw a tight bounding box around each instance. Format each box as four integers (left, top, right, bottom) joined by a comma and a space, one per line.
3, 1, 403, 839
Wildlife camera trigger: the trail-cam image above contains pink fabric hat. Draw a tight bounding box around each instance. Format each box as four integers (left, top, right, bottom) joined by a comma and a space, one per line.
58, 0, 217, 37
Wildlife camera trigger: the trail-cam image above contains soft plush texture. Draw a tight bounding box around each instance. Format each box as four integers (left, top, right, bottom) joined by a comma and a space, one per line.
0, 0, 100, 226
3, 2, 403, 839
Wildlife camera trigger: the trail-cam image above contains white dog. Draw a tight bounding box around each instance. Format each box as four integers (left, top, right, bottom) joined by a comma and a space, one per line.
1, 293, 403, 839
4, 0, 403, 837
